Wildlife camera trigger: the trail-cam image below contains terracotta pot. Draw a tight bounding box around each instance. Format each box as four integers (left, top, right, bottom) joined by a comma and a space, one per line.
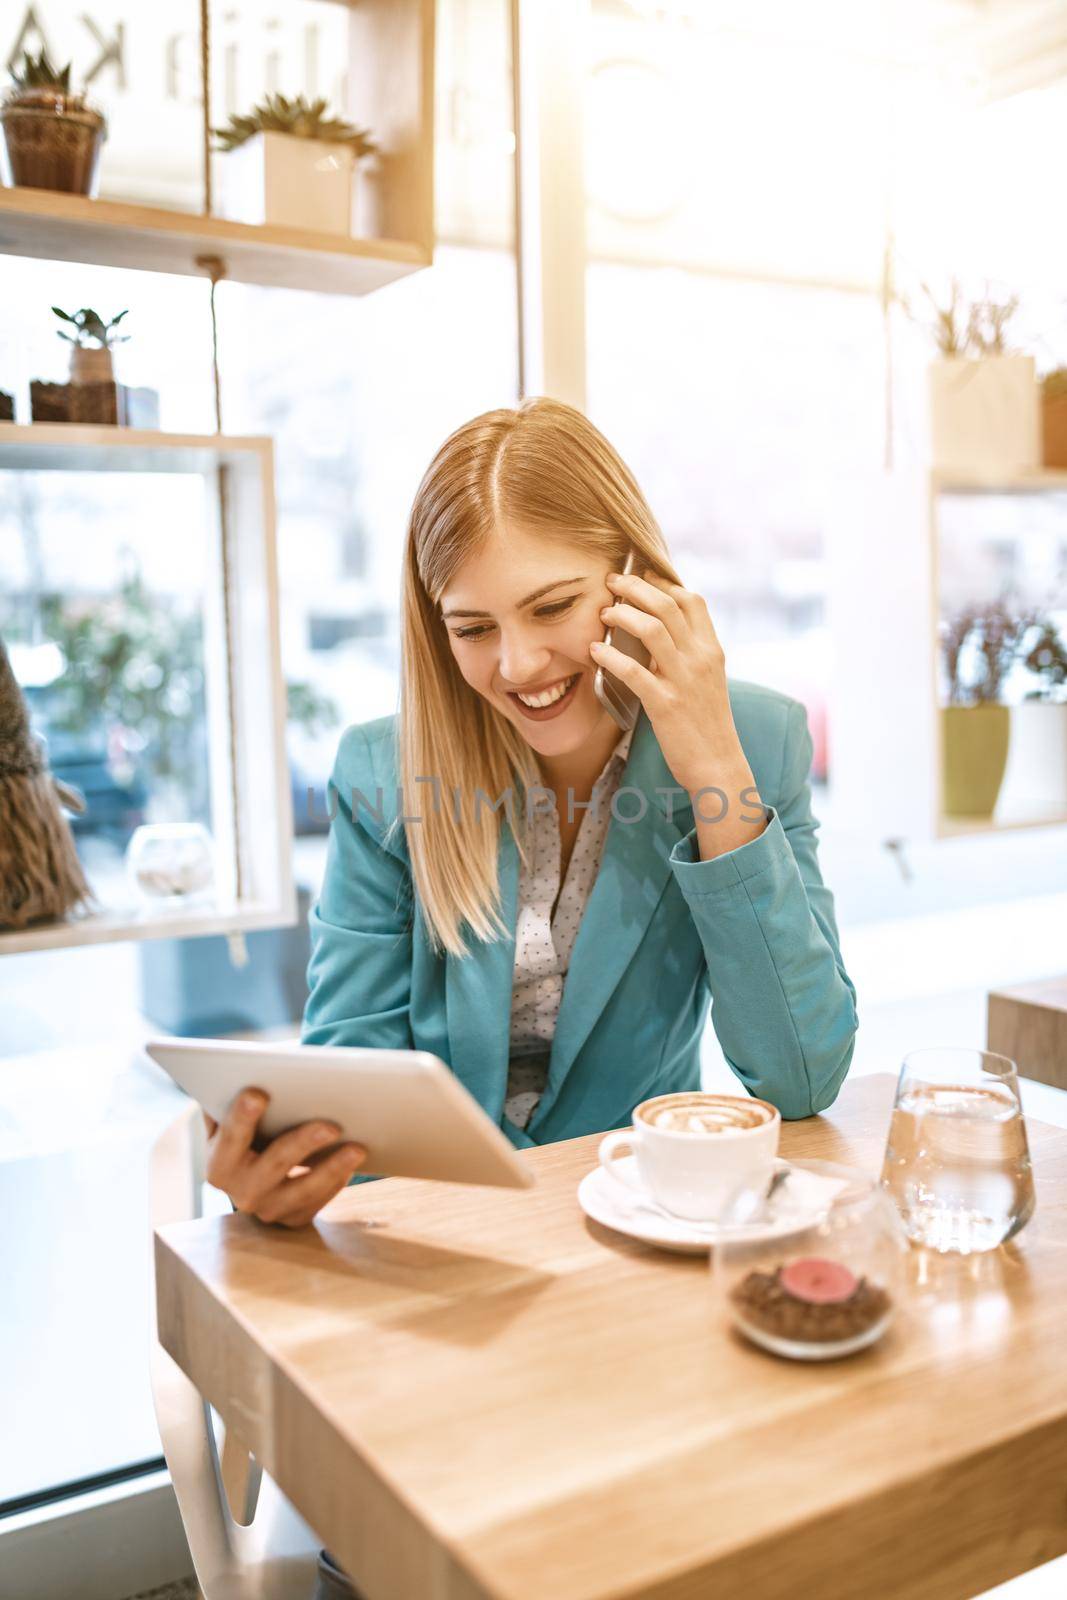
69, 345, 114, 385
1041, 391, 1067, 469
29, 380, 70, 422
941, 704, 1011, 819
0, 89, 106, 195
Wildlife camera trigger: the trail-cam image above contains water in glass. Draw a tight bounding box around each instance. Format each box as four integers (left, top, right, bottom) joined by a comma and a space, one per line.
881, 1051, 1035, 1254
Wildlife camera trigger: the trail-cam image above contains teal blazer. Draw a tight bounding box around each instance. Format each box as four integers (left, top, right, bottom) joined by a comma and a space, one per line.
301, 679, 858, 1148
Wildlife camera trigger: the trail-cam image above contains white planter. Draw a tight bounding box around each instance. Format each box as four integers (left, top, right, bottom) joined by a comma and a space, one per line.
928, 355, 1039, 477
995, 701, 1067, 822
217, 131, 357, 236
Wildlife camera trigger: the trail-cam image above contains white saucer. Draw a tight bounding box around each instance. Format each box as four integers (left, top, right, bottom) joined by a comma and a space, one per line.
577, 1156, 846, 1255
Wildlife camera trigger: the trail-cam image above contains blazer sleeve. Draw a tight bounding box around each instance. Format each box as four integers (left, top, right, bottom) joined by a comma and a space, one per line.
666, 700, 858, 1120
301, 726, 416, 1051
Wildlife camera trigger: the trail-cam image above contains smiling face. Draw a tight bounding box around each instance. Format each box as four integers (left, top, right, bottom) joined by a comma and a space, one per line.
440, 526, 619, 760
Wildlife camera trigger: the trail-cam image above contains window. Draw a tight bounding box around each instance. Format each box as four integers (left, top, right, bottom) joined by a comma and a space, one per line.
0, 432, 293, 949
0, 0, 517, 1514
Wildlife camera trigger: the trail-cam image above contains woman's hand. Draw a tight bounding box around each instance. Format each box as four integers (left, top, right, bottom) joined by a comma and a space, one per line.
204, 1088, 366, 1228
592, 568, 743, 794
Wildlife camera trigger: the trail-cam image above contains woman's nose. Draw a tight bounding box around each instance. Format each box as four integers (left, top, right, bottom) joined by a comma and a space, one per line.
497, 629, 552, 687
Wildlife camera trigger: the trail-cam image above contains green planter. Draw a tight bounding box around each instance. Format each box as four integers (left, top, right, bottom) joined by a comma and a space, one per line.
941, 704, 1011, 818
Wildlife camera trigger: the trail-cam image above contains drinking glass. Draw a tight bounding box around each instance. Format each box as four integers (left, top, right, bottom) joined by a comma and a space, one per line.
880, 1048, 1035, 1254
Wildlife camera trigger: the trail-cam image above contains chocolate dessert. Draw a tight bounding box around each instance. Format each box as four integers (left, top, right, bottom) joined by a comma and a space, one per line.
730, 1257, 891, 1345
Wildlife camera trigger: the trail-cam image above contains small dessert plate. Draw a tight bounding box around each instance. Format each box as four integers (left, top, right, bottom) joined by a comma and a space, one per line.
577, 1157, 848, 1255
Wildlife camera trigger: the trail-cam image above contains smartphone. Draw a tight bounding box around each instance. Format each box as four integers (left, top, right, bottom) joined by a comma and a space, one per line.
593, 549, 653, 731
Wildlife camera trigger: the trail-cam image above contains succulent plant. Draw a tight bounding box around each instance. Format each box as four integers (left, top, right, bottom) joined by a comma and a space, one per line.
213, 93, 377, 155
9, 49, 73, 93
52, 306, 130, 349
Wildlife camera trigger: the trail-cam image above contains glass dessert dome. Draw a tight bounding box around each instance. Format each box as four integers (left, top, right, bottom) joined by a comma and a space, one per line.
711, 1159, 909, 1361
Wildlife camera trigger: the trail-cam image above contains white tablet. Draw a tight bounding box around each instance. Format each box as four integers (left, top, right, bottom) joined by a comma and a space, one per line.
144, 1037, 535, 1190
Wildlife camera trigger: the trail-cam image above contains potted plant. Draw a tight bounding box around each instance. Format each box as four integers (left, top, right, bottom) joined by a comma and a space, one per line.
0, 49, 106, 196
30, 306, 159, 426
53, 304, 129, 386
910, 280, 1038, 477
1040, 368, 1067, 468
939, 600, 1033, 819
212, 93, 377, 237
997, 616, 1067, 818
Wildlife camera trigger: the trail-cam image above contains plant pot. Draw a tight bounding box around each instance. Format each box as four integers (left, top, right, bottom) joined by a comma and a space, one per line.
1041, 391, 1067, 469
69, 345, 113, 385
996, 701, 1067, 820
941, 704, 1011, 819
29, 378, 160, 427
29, 379, 70, 422
0, 89, 106, 195
928, 356, 1039, 477
67, 381, 119, 424
217, 131, 357, 235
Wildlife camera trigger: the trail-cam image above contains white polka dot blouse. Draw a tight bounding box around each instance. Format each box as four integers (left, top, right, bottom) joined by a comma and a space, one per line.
505, 721, 635, 1130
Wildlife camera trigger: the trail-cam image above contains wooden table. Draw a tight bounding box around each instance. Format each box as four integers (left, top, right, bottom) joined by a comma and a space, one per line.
155, 1074, 1067, 1600
989, 975, 1067, 1091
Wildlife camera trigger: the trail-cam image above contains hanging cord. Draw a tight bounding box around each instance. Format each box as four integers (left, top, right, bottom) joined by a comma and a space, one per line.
195, 0, 248, 965
881, 226, 895, 473
197, 256, 249, 968
199, 0, 213, 217
198, 254, 225, 434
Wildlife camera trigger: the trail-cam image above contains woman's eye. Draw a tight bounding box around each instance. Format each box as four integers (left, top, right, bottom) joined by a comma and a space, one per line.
453, 598, 576, 642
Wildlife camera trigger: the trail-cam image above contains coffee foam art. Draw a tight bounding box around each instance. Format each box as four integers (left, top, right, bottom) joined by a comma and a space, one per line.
637, 1093, 776, 1135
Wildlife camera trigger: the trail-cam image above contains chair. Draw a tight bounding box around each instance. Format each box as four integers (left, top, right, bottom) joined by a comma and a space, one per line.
149, 1102, 322, 1600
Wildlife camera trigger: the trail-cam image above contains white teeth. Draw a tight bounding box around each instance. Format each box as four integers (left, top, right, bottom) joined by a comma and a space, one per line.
516, 674, 576, 708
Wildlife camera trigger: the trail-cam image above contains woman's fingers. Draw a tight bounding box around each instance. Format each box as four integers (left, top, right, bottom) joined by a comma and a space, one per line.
204, 1087, 268, 1190
229, 1120, 344, 1212
590, 636, 661, 702
251, 1144, 367, 1227
606, 570, 688, 648
201, 1087, 366, 1226
644, 571, 725, 656
600, 599, 679, 665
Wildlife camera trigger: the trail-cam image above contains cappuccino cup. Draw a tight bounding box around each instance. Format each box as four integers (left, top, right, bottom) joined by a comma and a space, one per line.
598, 1092, 781, 1223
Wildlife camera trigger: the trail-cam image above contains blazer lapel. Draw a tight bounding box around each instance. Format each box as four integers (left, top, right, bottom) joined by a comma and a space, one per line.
443, 709, 693, 1126
443, 821, 519, 1123
536, 709, 693, 1119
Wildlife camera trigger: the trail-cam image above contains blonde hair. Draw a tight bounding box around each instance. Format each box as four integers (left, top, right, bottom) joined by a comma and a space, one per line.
385, 396, 681, 958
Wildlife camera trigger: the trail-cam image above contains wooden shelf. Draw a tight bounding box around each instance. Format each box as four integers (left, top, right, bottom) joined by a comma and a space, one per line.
0, 422, 274, 472
937, 808, 1067, 839
933, 467, 1067, 494
0, 0, 435, 296
0, 897, 295, 957
0, 186, 429, 296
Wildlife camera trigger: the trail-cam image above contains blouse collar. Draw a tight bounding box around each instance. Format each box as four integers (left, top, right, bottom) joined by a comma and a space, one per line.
593, 719, 635, 788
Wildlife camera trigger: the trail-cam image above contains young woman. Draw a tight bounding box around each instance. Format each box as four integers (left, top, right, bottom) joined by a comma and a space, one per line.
204, 397, 857, 1231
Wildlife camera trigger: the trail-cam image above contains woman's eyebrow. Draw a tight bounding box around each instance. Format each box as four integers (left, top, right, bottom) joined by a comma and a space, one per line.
442, 577, 588, 620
